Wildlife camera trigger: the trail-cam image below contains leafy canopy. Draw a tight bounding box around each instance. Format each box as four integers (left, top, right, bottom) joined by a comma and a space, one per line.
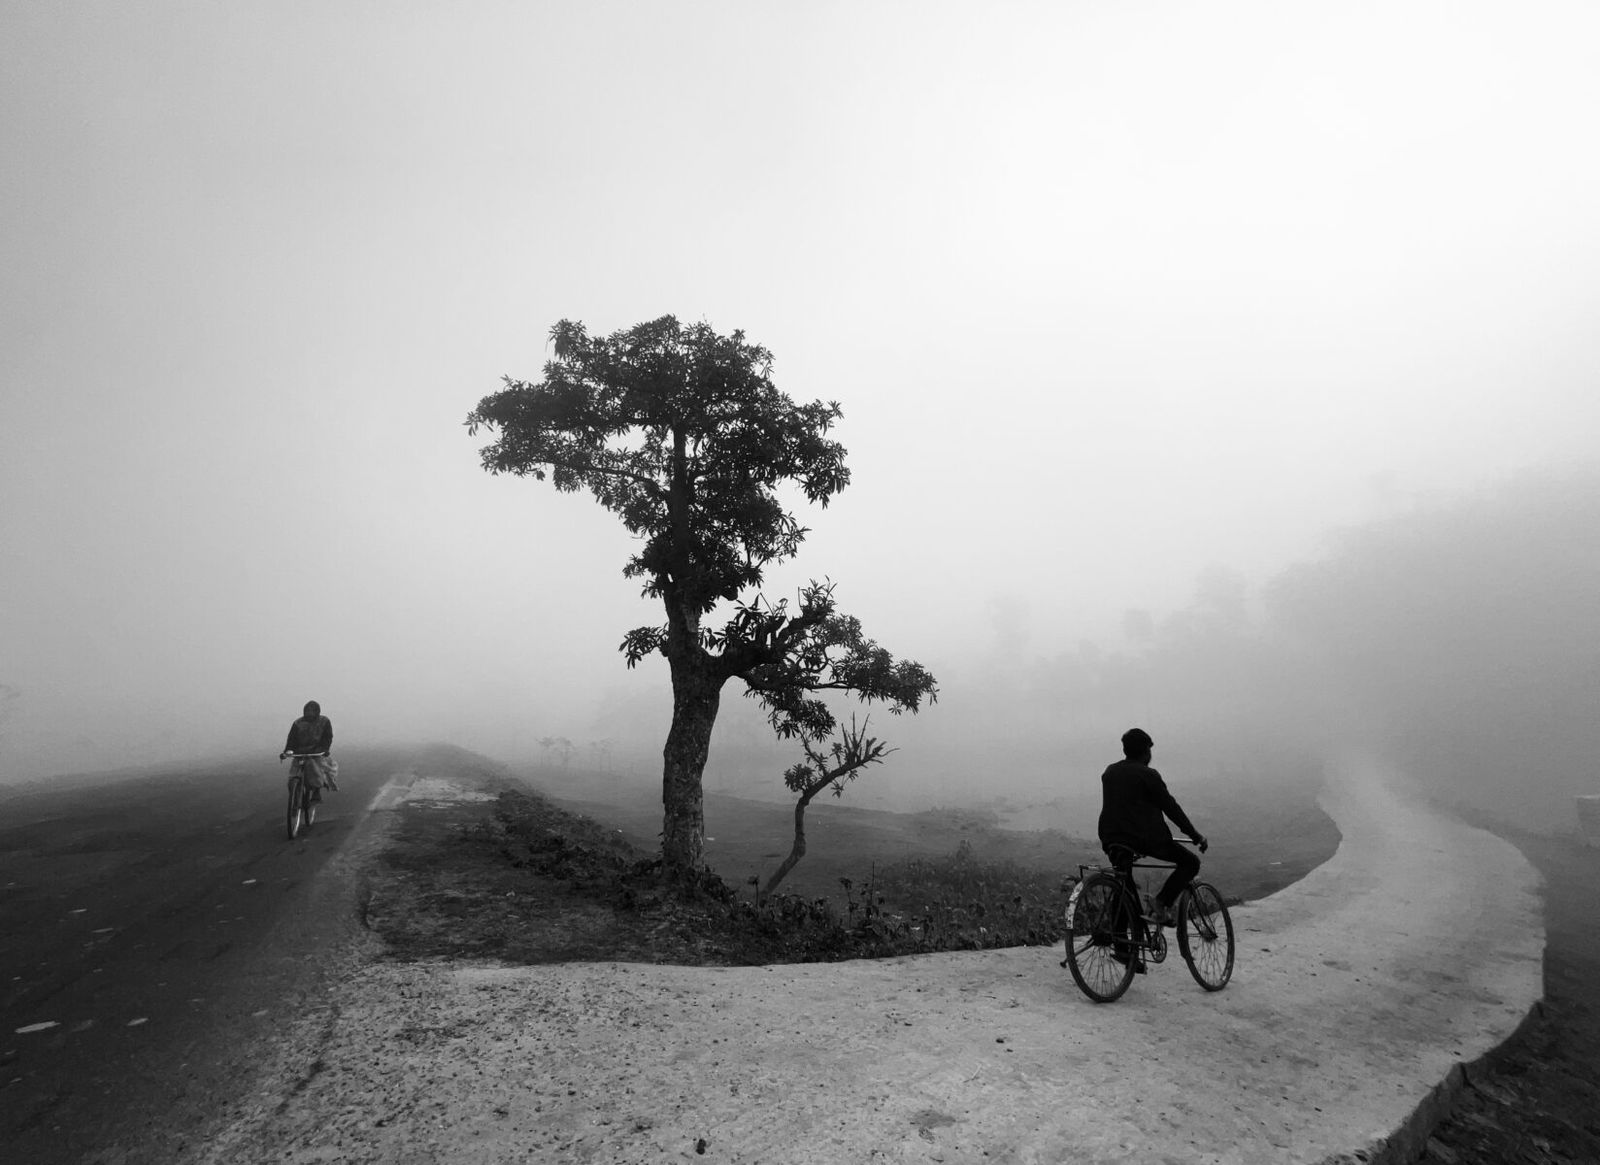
708, 582, 937, 742
466, 316, 936, 743
465, 316, 849, 618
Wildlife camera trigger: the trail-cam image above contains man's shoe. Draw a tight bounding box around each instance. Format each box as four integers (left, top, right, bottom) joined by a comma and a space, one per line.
1112, 950, 1147, 974
311, 789, 323, 804
1145, 901, 1175, 928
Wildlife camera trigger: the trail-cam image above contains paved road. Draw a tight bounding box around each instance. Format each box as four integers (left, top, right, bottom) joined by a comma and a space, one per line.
0, 747, 410, 1165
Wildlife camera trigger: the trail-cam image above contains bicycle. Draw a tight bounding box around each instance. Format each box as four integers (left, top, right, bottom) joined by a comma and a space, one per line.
279, 751, 330, 840
1062, 840, 1235, 1003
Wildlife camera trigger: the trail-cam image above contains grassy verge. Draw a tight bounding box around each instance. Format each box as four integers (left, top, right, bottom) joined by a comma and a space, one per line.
488, 789, 1217, 964
365, 766, 1336, 969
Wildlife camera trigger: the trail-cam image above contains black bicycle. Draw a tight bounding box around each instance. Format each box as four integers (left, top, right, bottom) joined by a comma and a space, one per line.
280, 751, 328, 840
1063, 840, 1235, 1003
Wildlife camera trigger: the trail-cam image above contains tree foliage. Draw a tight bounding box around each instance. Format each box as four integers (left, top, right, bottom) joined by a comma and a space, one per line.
761, 714, 893, 898
467, 317, 848, 616
629, 580, 938, 737
466, 316, 936, 875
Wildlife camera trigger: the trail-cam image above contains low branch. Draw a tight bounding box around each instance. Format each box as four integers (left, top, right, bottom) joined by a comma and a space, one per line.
759, 715, 895, 899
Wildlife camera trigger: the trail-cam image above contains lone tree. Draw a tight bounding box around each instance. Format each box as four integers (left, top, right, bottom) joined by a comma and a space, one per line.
465, 317, 937, 878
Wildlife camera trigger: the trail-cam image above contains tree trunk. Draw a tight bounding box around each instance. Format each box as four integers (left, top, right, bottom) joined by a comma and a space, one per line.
761, 787, 821, 898
661, 656, 722, 878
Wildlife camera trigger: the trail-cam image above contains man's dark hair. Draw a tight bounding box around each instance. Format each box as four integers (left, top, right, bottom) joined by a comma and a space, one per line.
1121, 727, 1153, 756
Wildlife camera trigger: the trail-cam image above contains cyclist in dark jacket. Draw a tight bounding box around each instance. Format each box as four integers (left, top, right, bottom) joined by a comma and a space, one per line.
280, 700, 336, 800
1098, 727, 1207, 927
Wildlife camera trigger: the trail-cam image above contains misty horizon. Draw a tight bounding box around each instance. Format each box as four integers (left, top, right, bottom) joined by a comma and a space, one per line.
5, 5, 1599, 837
6, 463, 1596, 839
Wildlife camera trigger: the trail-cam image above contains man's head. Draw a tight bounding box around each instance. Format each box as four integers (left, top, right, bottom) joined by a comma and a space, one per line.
303, 700, 321, 719
1121, 727, 1153, 759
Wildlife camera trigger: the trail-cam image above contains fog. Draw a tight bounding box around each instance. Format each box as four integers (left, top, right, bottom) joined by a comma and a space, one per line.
4, 4, 1599, 832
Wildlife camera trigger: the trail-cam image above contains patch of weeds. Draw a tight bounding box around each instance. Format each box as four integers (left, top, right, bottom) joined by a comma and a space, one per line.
867, 839, 1070, 950
495, 789, 642, 879
491, 789, 1067, 964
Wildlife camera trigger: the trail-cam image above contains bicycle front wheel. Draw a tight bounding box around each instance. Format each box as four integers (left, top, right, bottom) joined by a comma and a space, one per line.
1178, 882, 1234, 990
286, 777, 305, 840
1065, 873, 1136, 1003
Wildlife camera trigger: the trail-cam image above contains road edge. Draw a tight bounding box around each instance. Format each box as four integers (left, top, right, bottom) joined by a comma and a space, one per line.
1316, 999, 1546, 1165
171, 768, 418, 1165
1311, 773, 1549, 1165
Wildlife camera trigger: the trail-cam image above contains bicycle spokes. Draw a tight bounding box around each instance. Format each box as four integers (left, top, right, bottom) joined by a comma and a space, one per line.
1066, 874, 1139, 1003
1067, 867, 1235, 1000
1178, 883, 1235, 991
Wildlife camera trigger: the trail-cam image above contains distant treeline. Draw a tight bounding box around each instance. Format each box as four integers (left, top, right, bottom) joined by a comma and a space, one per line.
901, 465, 1599, 831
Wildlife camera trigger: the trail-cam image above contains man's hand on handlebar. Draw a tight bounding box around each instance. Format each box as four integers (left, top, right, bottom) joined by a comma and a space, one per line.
1190, 834, 1209, 853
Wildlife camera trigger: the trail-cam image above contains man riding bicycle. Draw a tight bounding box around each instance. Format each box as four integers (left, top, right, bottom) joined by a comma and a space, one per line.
280, 699, 337, 802
1097, 728, 1207, 928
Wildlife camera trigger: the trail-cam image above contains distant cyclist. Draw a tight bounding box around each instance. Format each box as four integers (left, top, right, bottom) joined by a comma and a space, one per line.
280, 699, 337, 802
1097, 728, 1207, 927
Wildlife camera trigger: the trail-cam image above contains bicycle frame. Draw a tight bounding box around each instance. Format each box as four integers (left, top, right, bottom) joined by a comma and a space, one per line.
1065, 842, 1235, 1001
1076, 857, 1172, 962
280, 751, 327, 840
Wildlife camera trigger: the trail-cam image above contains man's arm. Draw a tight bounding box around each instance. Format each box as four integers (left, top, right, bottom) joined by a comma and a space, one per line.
319, 718, 334, 752
1150, 772, 1204, 844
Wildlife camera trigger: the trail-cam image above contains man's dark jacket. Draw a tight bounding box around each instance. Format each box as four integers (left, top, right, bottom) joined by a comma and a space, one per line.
1097, 757, 1199, 852
284, 714, 333, 755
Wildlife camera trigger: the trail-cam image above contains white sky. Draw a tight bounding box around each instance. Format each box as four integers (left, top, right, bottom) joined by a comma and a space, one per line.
3, 1, 1598, 776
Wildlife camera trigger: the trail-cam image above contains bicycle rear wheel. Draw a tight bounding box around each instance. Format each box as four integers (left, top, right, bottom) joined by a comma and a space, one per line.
1065, 873, 1137, 1003
1178, 882, 1234, 990
286, 777, 305, 840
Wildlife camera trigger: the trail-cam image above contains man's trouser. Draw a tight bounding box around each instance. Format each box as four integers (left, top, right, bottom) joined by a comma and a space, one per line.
1104, 837, 1200, 907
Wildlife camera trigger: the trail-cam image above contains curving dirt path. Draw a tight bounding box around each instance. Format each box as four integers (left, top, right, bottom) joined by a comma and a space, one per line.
186, 756, 1542, 1165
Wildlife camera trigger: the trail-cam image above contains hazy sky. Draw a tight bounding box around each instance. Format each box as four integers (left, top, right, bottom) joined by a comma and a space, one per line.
4, 2, 1598, 776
